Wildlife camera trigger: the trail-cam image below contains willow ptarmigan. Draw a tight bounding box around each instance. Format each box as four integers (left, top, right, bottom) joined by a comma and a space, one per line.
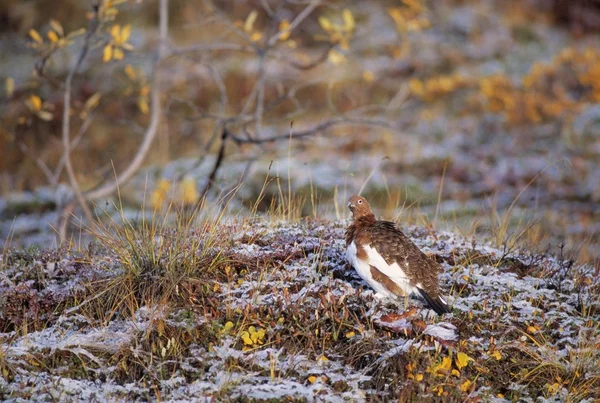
345, 195, 451, 315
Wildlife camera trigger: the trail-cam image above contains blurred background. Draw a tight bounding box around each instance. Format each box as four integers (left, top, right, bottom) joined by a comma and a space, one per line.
0, 0, 599, 265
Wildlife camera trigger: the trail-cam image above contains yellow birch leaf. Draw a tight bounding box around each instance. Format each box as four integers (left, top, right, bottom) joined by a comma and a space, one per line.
342, 9, 355, 32
29, 29, 43, 44
28, 95, 42, 111
345, 331, 356, 338
461, 379, 472, 392
50, 19, 64, 36
241, 331, 253, 345
308, 375, 317, 384
415, 373, 423, 381
113, 47, 124, 60
180, 177, 198, 205
490, 350, 502, 360
456, 352, 470, 369
327, 49, 346, 65
434, 356, 452, 375
110, 24, 121, 39
124, 65, 137, 80
278, 20, 291, 41
37, 110, 54, 121
140, 85, 150, 97
84, 93, 102, 112
120, 24, 131, 42
103, 45, 113, 62
318, 16, 332, 32
66, 28, 86, 40
244, 10, 258, 33
5, 77, 14, 97
363, 71, 374, 82
47, 31, 59, 43
137, 97, 149, 115
250, 32, 262, 42
150, 179, 170, 209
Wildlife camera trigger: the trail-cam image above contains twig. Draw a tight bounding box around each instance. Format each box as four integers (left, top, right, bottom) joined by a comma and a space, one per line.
61, 1, 100, 226
199, 128, 229, 201
17, 141, 56, 185
229, 117, 392, 144
266, 0, 321, 47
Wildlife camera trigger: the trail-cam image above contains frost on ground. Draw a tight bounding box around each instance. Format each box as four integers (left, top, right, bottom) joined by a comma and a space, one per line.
1, 219, 599, 402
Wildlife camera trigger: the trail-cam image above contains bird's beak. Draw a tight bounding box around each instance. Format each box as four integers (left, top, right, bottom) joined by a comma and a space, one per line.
347, 202, 355, 210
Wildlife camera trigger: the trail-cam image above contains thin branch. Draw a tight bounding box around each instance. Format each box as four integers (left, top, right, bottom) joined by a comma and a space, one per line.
229, 117, 393, 144
61, 2, 100, 225
267, 0, 321, 47
199, 128, 229, 201
165, 43, 254, 59
17, 141, 56, 186
54, 114, 95, 182
85, 0, 168, 201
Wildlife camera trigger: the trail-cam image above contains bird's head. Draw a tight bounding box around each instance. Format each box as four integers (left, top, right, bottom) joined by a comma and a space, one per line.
347, 195, 374, 220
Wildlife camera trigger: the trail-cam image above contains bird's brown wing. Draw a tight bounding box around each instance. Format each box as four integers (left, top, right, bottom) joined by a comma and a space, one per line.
365, 221, 443, 298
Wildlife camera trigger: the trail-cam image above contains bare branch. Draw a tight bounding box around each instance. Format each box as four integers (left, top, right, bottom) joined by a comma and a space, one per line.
267, 0, 321, 47
61, 2, 100, 225
199, 128, 229, 201
229, 117, 392, 144
17, 142, 56, 186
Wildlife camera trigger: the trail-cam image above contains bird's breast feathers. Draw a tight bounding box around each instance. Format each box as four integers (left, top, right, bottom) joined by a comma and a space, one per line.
347, 240, 417, 298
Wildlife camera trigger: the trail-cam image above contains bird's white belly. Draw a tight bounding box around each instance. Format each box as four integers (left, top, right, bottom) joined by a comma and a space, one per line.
346, 241, 397, 299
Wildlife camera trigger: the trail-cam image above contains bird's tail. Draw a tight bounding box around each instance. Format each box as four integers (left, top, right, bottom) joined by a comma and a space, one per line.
416, 288, 451, 315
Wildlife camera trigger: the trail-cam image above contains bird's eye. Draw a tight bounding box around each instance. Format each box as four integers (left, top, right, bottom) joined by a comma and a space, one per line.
357, 200, 363, 204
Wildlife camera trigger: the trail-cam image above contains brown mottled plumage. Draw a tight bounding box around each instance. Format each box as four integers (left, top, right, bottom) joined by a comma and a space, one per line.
345, 195, 450, 315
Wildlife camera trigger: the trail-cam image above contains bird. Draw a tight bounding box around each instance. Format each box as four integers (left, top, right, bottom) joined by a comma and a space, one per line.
345, 195, 451, 315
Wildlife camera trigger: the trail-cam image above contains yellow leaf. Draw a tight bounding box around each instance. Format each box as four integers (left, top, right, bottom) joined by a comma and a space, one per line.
65, 28, 86, 40
48, 31, 59, 43
110, 24, 121, 39
250, 32, 262, 42
50, 19, 64, 36
342, 9, 355, 32
241, 331, 253, 345
121, 43, 134, 51
103, 45, 113, 62
415, 373, 423, 381
527, 325, 539, 334
83, 93, 102, 112
150, 179, 170, 209
180, 177, 198, 205
451, 368, 461, 377
456, 352, 470, 369
362, 71, 374, 82
490, 350, 502, 360
318, 16, 333, 32
223, 321, 234, 331
433, 356, 452, 375
29, 29, 43, 44
409, 79, 425, 96
137, 97, 149, 115
140, 85, 150, 97
37, 110, 54, 121
248, 326, 256, 334
124, 65, 137, 80
5, 77, 14, 97
113, 47, 124, 60
120, 24, 131, 42
461, 379, 472, 392
244, 10, 258, 33
327, 49, 346, 65
308, 375, 317, 384
317, 355, 328, 364
346, 331, 356, 338
28, 95, 42, 111
278, 20, 291, 41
